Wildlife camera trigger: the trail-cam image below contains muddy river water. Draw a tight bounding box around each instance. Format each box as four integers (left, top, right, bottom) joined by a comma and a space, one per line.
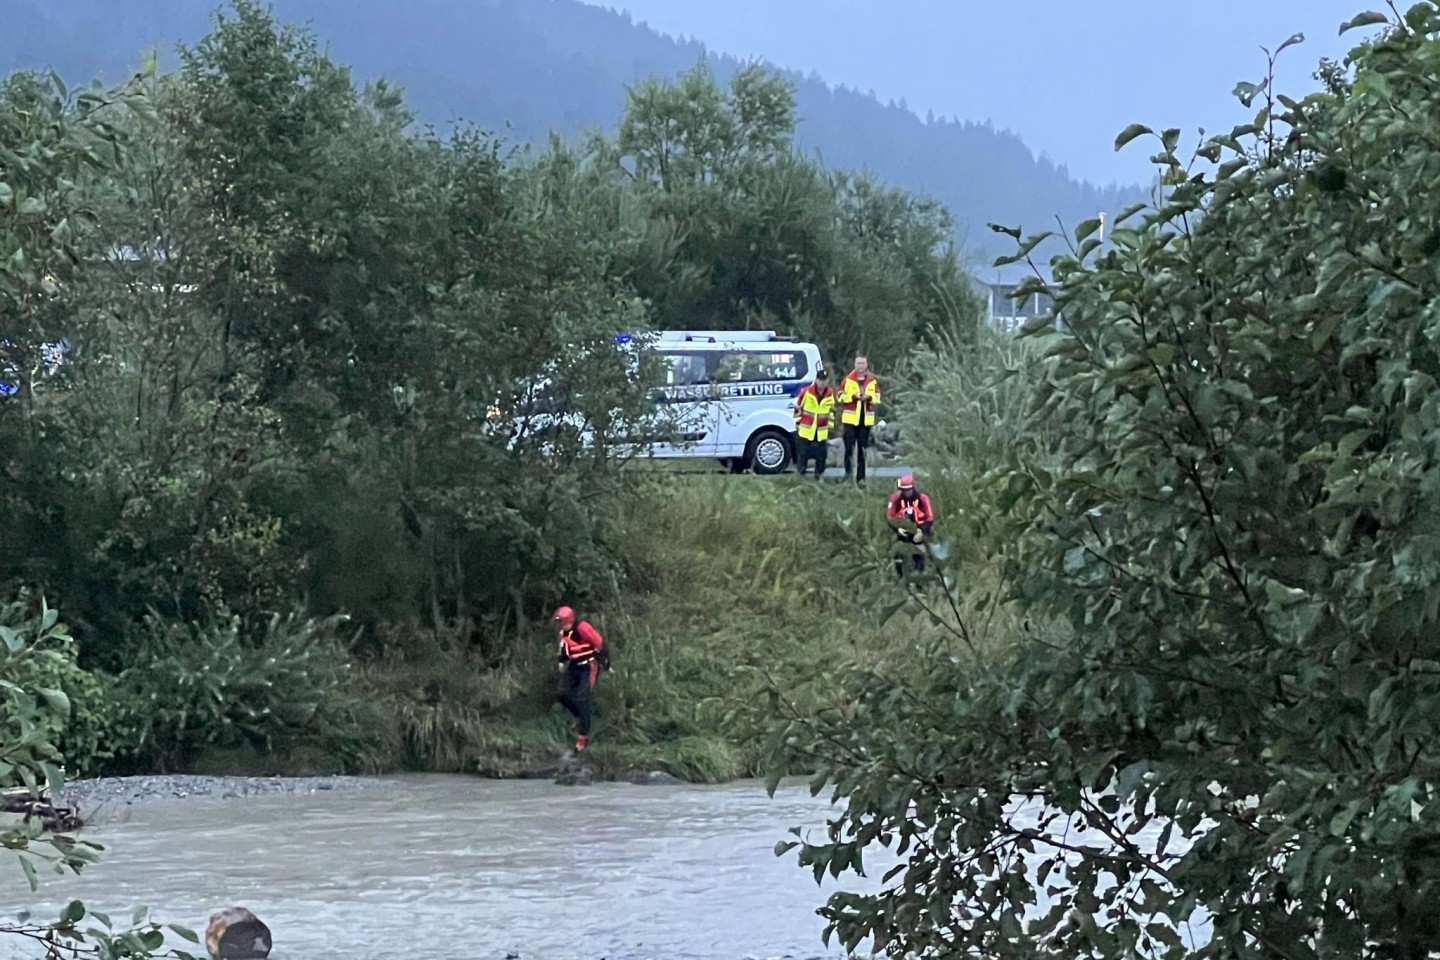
0, 775, 898, 960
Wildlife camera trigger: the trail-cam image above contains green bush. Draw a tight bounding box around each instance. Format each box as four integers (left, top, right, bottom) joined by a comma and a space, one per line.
0, 595, 134, 780
116, 608, 395, 774
770, 11, 1440, 959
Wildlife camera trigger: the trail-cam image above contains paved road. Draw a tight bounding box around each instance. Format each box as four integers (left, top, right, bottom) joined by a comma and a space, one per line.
659, 460, 916, 481
806, 463, 911, 482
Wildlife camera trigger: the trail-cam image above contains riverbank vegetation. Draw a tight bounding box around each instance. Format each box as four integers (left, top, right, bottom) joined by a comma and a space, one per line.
12, 1, 1436, 958
0, 0, 981, 792
769, 8, 1440, 959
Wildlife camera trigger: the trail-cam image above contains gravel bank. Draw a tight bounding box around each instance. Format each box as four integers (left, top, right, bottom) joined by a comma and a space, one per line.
52, 774, 401, 811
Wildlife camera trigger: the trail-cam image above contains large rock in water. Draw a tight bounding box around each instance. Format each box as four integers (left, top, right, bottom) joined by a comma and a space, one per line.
553, 756, 594, 787
205, 907, 271, 960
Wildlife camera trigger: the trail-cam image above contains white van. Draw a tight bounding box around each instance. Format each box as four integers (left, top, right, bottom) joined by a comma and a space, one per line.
641, 330, 823, 474
507, 330, 823, 474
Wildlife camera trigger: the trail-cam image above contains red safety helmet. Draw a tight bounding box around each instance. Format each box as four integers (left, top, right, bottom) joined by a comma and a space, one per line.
552, 605, 575, 626
897, 474, 916, 491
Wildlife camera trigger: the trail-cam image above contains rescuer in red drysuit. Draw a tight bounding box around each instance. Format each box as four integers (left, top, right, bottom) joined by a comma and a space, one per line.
554, 605, 610, 750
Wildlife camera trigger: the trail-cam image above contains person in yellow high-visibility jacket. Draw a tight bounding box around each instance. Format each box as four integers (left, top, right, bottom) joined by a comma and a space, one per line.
792, 365, 837, 479
838, 355, 881, 485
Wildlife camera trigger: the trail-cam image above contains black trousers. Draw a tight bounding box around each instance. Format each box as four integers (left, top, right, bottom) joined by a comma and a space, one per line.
894, 531, 926, 577
894, 547, 925, 577
797, 437, 828, 477
558, 663, 596, 736
843, 425, 871, 481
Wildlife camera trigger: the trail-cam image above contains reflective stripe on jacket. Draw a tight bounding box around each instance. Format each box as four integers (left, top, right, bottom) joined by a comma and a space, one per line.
794, 383, 837, 441
839, 371, 880, 427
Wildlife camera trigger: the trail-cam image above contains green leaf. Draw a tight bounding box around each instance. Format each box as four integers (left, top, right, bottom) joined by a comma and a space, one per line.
0, 625, 20, 653
1114, 123, 1153, 151
1233, 81, 1264, 107
995, 229, 1058, 267
36, 688, 71, 718
17, 197, 46, 216
1075, 218, 1101, 243
1312, 314, 1342, 351
0, 182, 11, 206
1113, 202, 1147, 225
60, 900, 85, 925
39, 762, 65, 794
1330, 799, 1364, 836
1265, 579, 1308, 607
1339, 11, 1391, 34
19, 856, 38, 893
1146, 343, 1175, 368
774, 840, 799, 857
1356, 70, 1394, 100
171, 925, 201, 944
1336, 428, 1371, 460
1276, 32, 1306, 55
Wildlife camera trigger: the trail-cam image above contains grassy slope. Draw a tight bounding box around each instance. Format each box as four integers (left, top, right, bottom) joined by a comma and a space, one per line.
186, 469, 1002, 784
372, 473, 918, 783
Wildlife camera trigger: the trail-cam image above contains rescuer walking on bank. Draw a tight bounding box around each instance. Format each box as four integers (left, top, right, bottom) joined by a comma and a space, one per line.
839, 355, 881, 485
887, 474, 935, 577
793, 364, 837, 478
553, 605, 610, 751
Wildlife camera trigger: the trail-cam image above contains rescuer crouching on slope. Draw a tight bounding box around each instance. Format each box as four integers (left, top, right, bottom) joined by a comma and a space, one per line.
792, 364, 837, 478
553, 605, 611, 751
886, 474, 935, 578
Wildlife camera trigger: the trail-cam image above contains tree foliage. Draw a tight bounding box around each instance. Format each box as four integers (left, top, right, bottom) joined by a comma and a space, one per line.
1, 0, 1143, 268
770, 8, 1440, 958
527, 62, 980, 369
0, 1, 977, 778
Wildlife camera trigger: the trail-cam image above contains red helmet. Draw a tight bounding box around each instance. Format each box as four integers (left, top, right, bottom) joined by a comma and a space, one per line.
898, 474, 916, 491
552, 605, 575, 626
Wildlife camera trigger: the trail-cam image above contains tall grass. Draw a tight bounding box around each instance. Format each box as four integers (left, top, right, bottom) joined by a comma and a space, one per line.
360, 471, 960, 782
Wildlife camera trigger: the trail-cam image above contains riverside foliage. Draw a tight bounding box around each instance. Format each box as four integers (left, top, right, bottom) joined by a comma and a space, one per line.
0, 1, 977, 780
766, 7, 1440, 960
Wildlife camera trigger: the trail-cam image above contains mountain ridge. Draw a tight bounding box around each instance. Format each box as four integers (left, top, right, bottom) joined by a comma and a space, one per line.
3, 0, 1148, 271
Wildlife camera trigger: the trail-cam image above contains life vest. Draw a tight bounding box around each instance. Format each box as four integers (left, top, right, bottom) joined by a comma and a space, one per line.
887, 491, 935, 527
839, 371, 880, 427
794, 383, 836, 442
559, 621, 606, 668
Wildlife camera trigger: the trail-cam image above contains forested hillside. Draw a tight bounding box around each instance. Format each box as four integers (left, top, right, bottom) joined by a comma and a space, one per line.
4, 0, 1144, 266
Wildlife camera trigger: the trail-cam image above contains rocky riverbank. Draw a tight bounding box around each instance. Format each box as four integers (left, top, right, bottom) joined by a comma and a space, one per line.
52, 774, 400, 811
46, 764, 684, 813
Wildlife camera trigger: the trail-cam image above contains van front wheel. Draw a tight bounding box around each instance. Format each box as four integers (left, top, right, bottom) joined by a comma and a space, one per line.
747, 429, 793, 475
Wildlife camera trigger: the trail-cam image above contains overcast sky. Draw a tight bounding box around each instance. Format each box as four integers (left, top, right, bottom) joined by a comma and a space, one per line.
583, 0, 1376, 187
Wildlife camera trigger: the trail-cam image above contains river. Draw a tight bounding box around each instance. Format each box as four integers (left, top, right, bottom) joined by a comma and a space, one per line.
0, 775, 895, 960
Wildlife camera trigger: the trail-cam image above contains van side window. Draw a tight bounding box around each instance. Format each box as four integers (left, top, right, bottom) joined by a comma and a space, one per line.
713, 350, 807, 382
657, 351, 711, 386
